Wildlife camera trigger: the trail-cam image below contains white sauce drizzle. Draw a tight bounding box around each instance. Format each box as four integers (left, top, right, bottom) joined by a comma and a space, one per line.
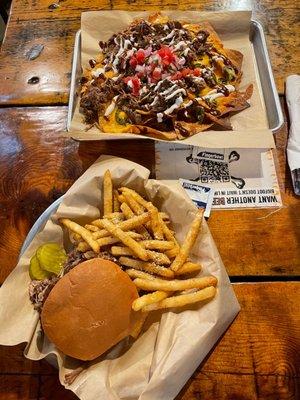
91, 67, 105, 78
203, 92, 224, 100
193, 77, 205, 84
184, 100, 193, 108
123, 39, 132, 50
112, 38, 125, 72
161, 84, 178, 96
165, 88, 186, 101
169, 36, 176, 46
212, 55, 224, 62
157, 112, 164, 123
162, 31, 175, 41
104, 95, 119, 117
140, 86, 148, 94
164, 96, 183, 115
173, 41, 186, 51
153, 79, 168, 92
225, 84, 235, 93
150, 96, 160, 107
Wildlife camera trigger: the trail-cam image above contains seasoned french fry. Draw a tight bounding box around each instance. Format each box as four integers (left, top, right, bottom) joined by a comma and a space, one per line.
69, 231, 81, 244
103, 170, 113, 216
120, 190, 163, 233
84, 224, 99, 232
140, 240, 174, 251
125, 269, 156, 280
97, 212, 125, 224
159, 212, 170, 221
176, 261, 202, 276
113, 190, 120, 212
111, 246, 171, 265
117, 193, 126, 203
147, 250, 170, 265
132, 291, 171, 311
119, 187, 148, 208
120, 203, 151, 239
77, 242, 91, 252
171, 209, 204, 272
158, 213, 179, 247
111, 246, 136, 257
120, 202, 134, 219
101, 219, 149, 261
60, 219, 100, 253
148, 203, 164, 240
122, 192, 145, 215
77, 231, 143, 252
119, 257, 174, 278
130, 312, 149, 339
91, 212, 150, 238
165, 246, 180, 259
104, 212, 124, 220
133, 275, 217, 291
120, 188, 170, 223
141, 286, 216, 312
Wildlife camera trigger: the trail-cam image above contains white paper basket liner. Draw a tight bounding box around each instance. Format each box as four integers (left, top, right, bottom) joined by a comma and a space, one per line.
0, 156, 240, 400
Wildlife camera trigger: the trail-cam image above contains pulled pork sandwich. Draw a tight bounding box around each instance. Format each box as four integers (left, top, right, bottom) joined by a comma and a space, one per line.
41, 258, 140, 361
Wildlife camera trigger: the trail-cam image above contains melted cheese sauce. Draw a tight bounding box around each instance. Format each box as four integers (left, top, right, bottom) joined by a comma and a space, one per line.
99, 109, 131, 133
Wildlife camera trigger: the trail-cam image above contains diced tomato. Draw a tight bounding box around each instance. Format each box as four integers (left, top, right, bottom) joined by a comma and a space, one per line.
123, 76, 140, 95
129, 56, 138, 68
181, 68, 192, 77
162, 58, 171, 67
136, 49, 146, 65
193, 68, 201, 76
131, 76, 140, 96
158, 46, 176, 67
152, 67, 162, 81
171, 71, 182, 81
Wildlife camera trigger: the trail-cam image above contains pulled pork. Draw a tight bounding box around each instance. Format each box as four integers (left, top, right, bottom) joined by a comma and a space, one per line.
29, 250, 118, 312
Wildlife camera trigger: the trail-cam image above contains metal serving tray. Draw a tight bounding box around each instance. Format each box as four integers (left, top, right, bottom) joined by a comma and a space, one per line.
67, 20, 284, 133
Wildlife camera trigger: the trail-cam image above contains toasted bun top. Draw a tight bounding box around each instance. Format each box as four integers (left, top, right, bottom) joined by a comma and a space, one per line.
41, 258, 139, 361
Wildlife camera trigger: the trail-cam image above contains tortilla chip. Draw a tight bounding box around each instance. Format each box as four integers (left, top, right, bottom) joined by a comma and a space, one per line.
218, 84, 253, 116
131, 125, 177, 141
204, 114, 233, 130
174, 121, 214, 139
148, 13, 169, 25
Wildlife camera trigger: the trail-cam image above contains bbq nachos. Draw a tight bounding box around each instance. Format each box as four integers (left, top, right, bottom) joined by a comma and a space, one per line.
80, 13, 253, 140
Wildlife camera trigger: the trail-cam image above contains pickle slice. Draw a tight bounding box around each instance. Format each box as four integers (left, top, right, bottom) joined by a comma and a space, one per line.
36, 243, 67, 275
29, 255, 52, 280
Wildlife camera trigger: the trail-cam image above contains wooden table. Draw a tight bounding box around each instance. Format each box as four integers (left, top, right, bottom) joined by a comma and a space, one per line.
0, 1, 299, 399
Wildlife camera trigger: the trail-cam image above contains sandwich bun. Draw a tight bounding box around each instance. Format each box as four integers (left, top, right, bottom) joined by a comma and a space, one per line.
41, 258, 140, 360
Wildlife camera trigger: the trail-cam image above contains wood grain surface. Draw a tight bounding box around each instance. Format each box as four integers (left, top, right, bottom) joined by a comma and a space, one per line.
0, 282, 299, 399
0, 2, 299, 399
0, 105, 299, 283
0, 0, 298, 105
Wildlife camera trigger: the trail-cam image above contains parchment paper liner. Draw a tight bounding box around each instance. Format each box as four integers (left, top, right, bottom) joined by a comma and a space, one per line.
0, 156, 240, 400
68, 10, 274, 149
